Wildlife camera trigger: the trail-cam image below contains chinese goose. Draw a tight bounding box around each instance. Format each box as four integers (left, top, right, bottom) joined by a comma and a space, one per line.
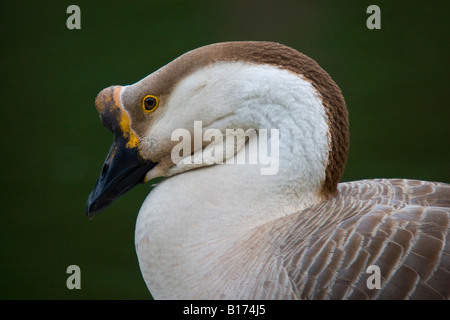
86, 41, 450, 299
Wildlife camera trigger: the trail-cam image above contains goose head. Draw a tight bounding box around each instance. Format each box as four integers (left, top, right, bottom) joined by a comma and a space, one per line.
86, 41, 349, 219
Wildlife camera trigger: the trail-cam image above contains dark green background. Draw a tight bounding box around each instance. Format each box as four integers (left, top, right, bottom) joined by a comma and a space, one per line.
0, 1, 449, 299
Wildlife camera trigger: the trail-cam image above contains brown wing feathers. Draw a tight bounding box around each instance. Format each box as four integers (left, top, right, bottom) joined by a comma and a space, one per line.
255, 179, 450, 299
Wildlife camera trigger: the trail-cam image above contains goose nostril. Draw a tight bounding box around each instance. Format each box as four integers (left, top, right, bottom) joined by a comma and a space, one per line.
101, 163, 109, 177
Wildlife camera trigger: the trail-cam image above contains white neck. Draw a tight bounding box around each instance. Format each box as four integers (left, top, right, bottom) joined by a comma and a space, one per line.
134, 62, 331, 298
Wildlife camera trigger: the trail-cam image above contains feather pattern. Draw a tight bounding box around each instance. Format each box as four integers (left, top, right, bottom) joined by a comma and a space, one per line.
224, 179, 450, 299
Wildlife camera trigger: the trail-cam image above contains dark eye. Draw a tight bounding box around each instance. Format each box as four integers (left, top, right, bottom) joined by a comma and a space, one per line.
142, 95, 159, 113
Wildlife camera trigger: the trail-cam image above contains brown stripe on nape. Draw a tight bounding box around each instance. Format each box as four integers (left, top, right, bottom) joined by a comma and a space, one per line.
194, 41, 349, 196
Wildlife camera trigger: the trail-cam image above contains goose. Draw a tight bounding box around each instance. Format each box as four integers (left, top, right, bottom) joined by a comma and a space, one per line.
86, 41, 450, 300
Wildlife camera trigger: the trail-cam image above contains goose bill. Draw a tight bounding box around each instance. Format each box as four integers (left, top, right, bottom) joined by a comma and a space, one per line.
86, 135, 156, 218
86, 85, 156, 218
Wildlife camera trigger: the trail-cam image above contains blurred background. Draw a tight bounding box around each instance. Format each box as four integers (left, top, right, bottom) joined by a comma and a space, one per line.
0, 0, 448, 299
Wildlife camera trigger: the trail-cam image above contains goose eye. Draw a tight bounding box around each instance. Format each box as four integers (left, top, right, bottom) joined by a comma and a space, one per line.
142, 95, 159, 113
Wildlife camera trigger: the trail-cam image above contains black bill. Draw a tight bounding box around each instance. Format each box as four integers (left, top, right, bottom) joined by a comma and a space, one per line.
86, 136, 156, 218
